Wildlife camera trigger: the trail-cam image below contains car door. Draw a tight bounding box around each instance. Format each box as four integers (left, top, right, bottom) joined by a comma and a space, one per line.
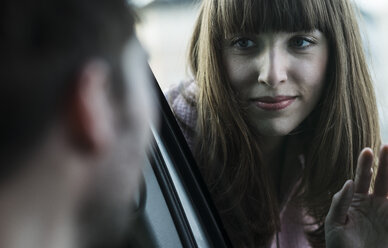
125, 70, 232, 248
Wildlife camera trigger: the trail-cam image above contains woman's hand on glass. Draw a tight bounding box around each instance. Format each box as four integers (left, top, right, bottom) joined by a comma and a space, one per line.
325, 145, 388, 248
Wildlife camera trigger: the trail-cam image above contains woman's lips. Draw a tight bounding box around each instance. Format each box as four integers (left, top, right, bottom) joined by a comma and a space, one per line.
251, 96, 297, 111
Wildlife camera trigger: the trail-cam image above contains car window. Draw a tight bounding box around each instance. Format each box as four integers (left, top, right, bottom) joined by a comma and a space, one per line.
135, 0, 199, 90
127, 72, 232, 248
134, 0, 388, 247
135, 0, 388, 147
152, 72, 232, 247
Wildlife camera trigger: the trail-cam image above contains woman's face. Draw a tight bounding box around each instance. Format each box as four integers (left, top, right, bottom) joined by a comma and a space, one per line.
222, 30, 329, 136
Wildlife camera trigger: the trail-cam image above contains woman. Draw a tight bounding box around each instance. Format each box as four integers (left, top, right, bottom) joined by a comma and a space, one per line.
166, 0, 388, 247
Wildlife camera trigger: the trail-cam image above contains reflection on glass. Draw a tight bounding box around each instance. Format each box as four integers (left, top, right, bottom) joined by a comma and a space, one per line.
137, 0, 388, 247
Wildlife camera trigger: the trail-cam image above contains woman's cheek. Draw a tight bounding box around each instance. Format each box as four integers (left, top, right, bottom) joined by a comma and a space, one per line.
225, 58, 257, 91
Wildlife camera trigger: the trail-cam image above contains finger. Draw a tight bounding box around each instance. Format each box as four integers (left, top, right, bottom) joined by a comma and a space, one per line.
354, 148, 374, 194
326, 180, 354, 225
373, 145, 388, 197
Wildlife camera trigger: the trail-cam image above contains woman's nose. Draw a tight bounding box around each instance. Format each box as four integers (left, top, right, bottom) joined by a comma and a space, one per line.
257, 47, 288, 87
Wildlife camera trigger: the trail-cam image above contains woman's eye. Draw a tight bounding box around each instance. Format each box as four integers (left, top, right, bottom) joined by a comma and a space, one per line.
233, 38, 256, 49
290, 37, 313, 49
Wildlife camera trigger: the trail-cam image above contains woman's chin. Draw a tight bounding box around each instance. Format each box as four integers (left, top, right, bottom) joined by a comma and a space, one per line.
253, 124, 296, 137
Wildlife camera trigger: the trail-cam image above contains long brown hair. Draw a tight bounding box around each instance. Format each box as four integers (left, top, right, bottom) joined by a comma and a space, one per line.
189, 0, 381, 247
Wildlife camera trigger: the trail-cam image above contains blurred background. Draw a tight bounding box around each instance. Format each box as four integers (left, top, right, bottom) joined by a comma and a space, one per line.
133, 0, 388, 143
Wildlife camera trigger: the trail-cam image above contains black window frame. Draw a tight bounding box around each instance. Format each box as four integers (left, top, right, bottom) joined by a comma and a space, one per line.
148, 69, 233, 248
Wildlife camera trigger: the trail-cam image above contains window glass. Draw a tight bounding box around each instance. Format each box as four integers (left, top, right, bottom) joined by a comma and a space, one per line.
136, 0, 388, 142
136, 0, 199, 90
135, 0, 388, 247
355, 0, 388, 142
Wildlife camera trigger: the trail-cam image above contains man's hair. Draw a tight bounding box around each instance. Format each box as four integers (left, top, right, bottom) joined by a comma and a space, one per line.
0, 0, 135, 168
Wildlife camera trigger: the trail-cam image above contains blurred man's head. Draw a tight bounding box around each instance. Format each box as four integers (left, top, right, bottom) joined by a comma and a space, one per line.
0, 0, 155, 247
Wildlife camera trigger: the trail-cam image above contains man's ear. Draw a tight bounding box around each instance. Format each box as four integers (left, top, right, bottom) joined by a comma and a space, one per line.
66, 60, 114, 153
